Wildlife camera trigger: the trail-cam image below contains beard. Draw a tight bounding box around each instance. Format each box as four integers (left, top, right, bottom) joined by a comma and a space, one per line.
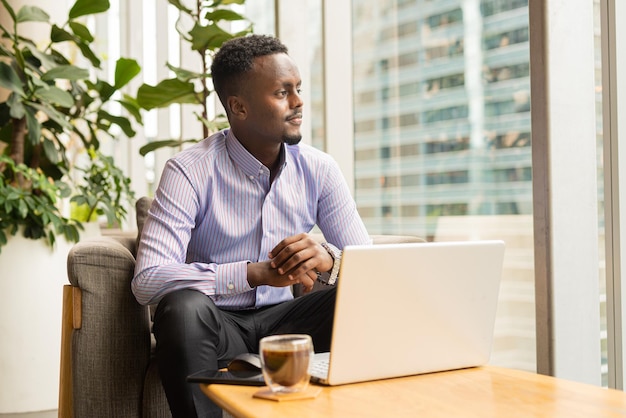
283, 133, 302, 145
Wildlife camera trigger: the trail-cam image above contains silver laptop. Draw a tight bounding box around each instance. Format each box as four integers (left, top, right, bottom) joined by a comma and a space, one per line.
310, 240, 505, 386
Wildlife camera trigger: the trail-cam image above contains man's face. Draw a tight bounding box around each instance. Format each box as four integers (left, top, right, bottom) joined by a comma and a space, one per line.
238, 53, 303, 145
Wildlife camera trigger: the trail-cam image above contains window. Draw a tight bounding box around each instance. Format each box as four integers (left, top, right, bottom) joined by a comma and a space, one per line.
484, 27, 529, 50
426, 8, 463, 29
353, 0, 536, 373
481, 0, 528, 17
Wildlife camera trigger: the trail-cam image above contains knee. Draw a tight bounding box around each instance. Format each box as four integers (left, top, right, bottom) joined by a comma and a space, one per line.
153, 289, 219, 336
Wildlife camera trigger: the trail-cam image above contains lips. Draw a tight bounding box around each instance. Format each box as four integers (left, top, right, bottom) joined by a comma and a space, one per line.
287, 113, 303, 124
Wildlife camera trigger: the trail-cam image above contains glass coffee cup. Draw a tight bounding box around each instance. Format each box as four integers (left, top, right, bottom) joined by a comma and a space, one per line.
259, 334, 313, 393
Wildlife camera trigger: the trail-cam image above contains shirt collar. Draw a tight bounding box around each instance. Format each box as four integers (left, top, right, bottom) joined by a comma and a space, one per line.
224, 129, 287, 179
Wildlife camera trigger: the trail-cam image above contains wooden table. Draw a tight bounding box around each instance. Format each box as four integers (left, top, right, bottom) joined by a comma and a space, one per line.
200, 366, 626, 417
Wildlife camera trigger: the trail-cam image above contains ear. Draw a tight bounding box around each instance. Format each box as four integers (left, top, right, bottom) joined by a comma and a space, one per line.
227, 96, 247, 120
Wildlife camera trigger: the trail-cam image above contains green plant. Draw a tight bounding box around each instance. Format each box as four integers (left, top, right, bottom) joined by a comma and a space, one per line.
0, 0, 142, 252
70, 147, 135, 226
136, 0, 251, 156
0, 155, 80, 253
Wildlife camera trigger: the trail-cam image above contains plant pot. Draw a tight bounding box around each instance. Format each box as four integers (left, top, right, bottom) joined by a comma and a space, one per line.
0, 223, 100, 413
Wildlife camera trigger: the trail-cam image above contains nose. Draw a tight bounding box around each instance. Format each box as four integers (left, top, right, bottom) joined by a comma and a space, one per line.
290, 90, 303, 109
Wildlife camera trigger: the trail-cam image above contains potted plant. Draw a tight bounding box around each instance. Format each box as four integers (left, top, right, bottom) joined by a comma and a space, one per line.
136, 0, 251, 156
70, 146, 136, 226
0, 0, 141, 412
0, 0, 142, 253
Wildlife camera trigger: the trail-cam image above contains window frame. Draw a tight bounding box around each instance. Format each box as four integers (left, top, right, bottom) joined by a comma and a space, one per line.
602, 0, 626, 389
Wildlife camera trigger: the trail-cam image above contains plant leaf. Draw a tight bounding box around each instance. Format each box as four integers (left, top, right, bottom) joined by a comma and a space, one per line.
0, 43, 11, 57
232, 27, 253, 39
86, 123, 100, 149
98, 110, 136, 137
137, 78, 197, 110
24, 105, 40, 145
118, 96, 143, 123
139, 139, 200, 156
22, 44, 57, 70
196, 112, 228, 131
42, 137, 59, 163
51, 25, 101, 67
29, 74, 51, 90
50, 25, 74, 43
69, 21, 94, 42
206, 0, 246, 5
8, 93, 25, 119
114, 58, 140, 89
167, 0, 193, 14
204, 9, 246, 22
18, 199, 28, 219
92, 79, 116, 101
75, 40, 101, 68
28, 101, 72, 131
0, 62, 25, 96
69, 0, 110, 19
189, 23, 233, 51
16, 5, 49, 23
34, 86, 74, 108
41, 65, 89, 81
166, 63, 206, 82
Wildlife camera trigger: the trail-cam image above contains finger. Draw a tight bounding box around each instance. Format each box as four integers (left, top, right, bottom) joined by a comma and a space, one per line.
299, 273, 316, 293
268, 233, 307, 260
278, 239, 329, 274
269, 237, 310, 269
280, 247, 320, 275
274, 243, 319, 273
306, 269, 318, 282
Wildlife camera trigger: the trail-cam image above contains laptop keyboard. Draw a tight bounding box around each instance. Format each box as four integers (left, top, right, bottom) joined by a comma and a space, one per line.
310, 353, 330, 379
310, 359, 329, 377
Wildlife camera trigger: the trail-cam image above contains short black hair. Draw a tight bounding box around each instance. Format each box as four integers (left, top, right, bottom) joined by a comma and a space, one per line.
211, 34, 289, 107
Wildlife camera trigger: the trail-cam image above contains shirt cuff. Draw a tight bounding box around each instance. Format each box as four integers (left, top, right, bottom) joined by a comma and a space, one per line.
215, 261, 253, 295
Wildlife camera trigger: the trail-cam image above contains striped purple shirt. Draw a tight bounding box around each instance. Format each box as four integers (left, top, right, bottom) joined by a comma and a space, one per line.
132, 129, 371, 308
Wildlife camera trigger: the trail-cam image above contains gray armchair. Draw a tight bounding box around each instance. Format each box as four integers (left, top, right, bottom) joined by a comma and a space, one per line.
59, 197, 424, 417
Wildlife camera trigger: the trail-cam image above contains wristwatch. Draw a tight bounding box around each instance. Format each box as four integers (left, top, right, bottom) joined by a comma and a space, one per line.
319, 242, 342, 286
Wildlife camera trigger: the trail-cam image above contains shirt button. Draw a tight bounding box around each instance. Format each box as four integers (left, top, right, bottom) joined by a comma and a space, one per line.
227, 283, 235, 290
248, 175, 254, 181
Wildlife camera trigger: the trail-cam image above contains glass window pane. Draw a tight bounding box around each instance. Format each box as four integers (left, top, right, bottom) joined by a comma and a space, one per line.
307, 1, 325, 150
242, 1, 275, 35
352, 0, 535, 371
245, 1, 324, 150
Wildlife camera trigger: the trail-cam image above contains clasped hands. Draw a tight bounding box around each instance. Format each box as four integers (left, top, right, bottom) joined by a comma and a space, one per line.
246, 233, 334, 294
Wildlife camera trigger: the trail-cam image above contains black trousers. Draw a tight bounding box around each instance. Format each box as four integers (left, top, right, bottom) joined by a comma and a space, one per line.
153, 287, 337, 418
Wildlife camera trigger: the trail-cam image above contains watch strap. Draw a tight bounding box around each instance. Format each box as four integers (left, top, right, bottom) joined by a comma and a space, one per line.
319, 242, 341, 285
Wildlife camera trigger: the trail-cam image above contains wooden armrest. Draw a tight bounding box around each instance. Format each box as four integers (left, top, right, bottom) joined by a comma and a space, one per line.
59, 285, 79, 418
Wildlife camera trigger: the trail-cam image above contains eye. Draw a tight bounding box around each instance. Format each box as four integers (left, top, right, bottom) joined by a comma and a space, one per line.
277, 90, 288, 97
297, 88, 303, 95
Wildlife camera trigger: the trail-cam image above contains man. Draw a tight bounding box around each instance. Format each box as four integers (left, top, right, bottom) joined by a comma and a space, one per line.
132, 34, 370, 418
